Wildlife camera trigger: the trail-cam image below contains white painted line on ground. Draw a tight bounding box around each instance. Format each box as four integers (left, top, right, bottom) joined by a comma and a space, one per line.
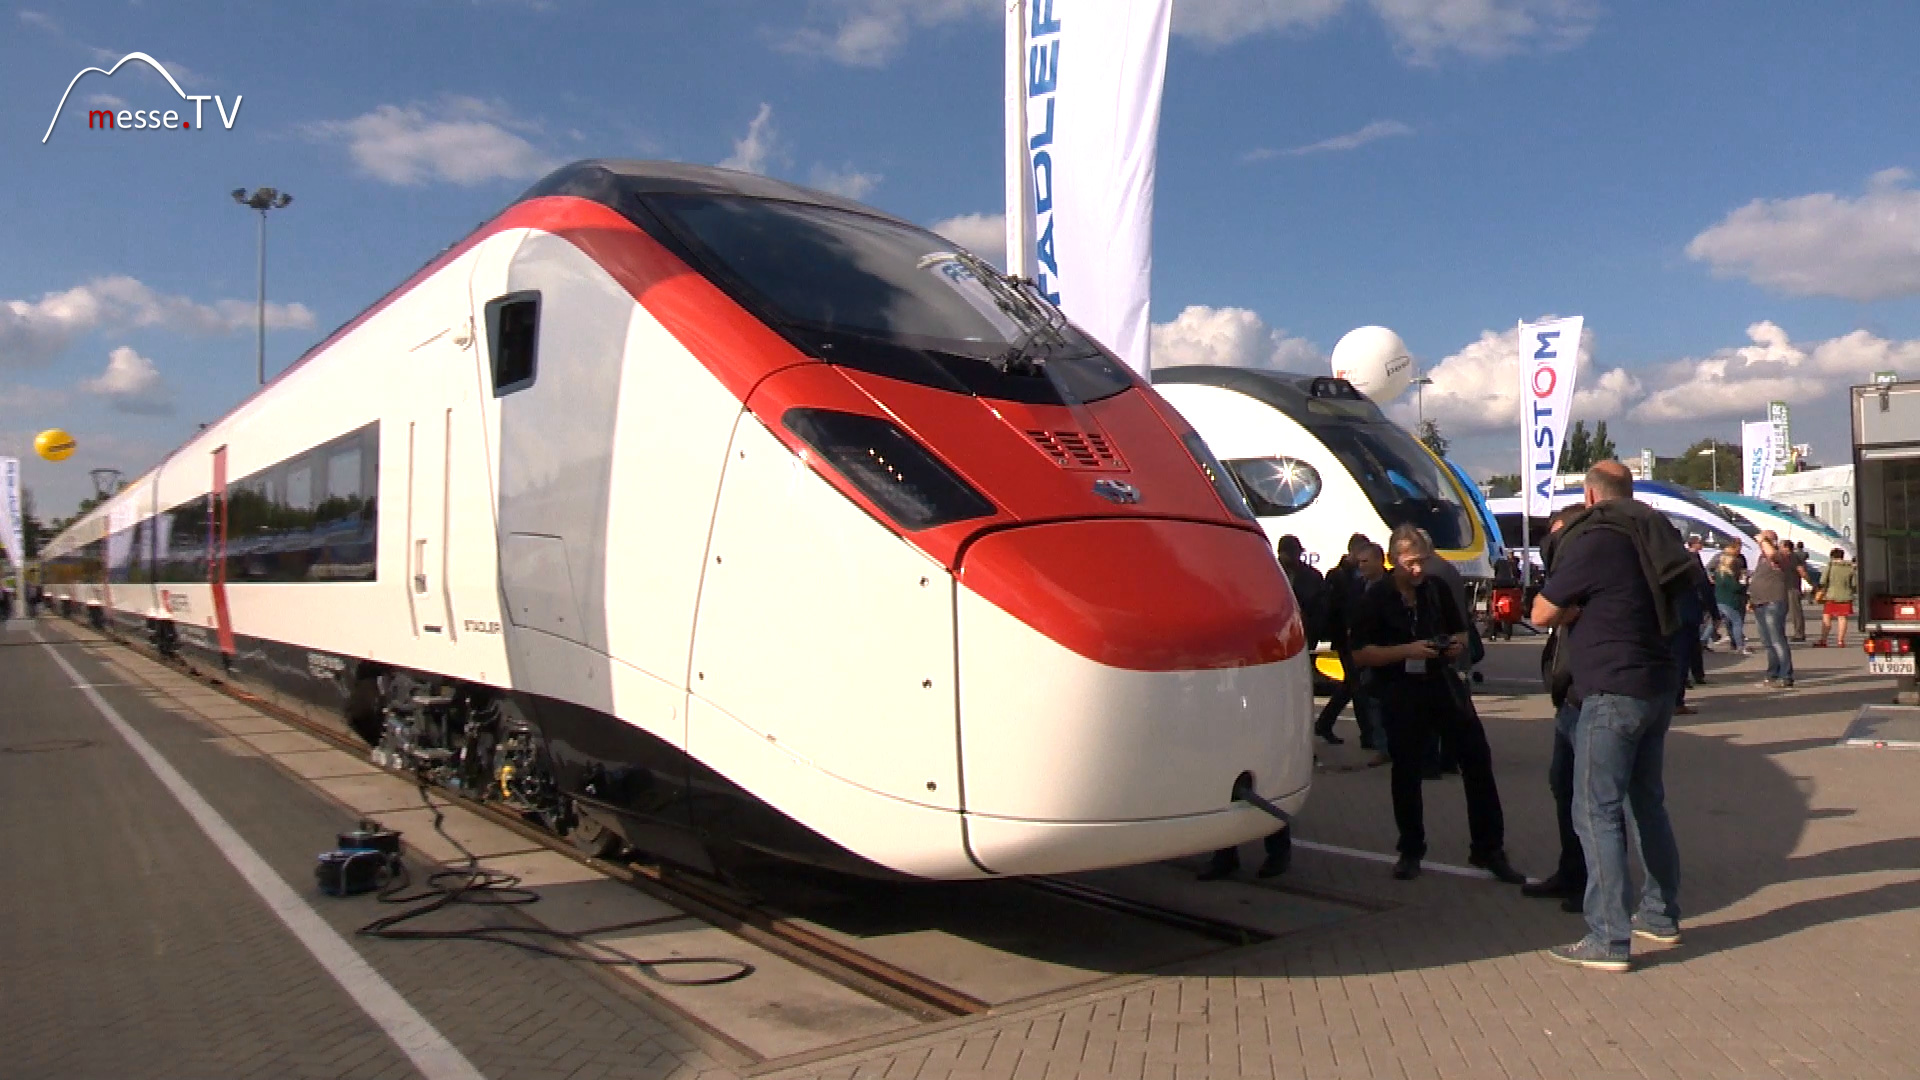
36, 633, 489, 1080
1294, 839, 1495, 880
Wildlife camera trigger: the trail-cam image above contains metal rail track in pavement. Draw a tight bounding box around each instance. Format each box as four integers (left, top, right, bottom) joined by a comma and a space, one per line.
55, 617, 1278, 1025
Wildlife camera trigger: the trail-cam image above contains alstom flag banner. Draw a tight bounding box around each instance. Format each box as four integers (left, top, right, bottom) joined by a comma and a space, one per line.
1519, 316, 1584, 517
1743, 421, 1778, 498
1005, 0, 1172, 377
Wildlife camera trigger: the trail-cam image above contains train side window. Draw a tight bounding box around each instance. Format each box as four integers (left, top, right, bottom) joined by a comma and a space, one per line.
486, 292, 540, 396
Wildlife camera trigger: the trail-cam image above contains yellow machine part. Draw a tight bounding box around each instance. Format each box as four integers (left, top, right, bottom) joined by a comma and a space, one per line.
1314, 651, 1345, 682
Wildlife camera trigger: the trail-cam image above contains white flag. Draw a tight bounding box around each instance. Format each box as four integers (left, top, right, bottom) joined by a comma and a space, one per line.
1006, 0, 1172, 378
0, 457, 21, 569
1518, 316, 1584, 517
1743, 421, 1777, 498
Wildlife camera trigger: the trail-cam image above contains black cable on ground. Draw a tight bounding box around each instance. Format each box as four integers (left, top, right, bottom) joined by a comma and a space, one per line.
356, 782, 755, 987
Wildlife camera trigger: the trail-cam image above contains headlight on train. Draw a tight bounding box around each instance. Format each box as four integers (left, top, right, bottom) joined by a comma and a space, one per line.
1225, 457, 1322, 517
782, 408, 997, 530
1180, 432, 1258, 523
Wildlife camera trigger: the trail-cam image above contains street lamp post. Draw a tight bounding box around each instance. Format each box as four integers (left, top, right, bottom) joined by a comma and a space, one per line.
1413, 376, 1434, 425
1699, 445, 1718, 492
231, 187, 293, 385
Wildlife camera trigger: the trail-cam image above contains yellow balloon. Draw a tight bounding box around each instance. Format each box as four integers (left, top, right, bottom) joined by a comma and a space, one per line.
34, 428, 76, 462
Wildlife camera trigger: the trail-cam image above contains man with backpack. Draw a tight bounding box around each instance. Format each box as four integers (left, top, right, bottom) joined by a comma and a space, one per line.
1530, 462, 1686, 972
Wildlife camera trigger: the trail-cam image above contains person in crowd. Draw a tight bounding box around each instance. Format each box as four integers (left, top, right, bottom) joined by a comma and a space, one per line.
1524, 505, 1590, 912
1713, 551, 1750, 654
1748, 530, 1797, 688
1348, 542, 1392, 766
1350, 524, 1524, 884
1315, 533, 1375, 746
1785, 541, 1812, 642
1816, 548, 1857, 648
1531, 461, 1684, 972
1671, 556, 1713, 716
1686, 536, 1717, 645
1276, 535, 1327, 653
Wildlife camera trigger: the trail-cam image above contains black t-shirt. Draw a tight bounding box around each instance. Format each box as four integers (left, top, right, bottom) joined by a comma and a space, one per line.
1540, 527, 1675, 704
1347, 574, 1465, 687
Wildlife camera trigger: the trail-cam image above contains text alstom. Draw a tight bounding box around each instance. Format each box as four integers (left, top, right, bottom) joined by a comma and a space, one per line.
1529, 329, 1562, 501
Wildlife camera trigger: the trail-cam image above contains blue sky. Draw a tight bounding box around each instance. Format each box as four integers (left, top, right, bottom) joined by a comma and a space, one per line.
5, 0, 1919, 515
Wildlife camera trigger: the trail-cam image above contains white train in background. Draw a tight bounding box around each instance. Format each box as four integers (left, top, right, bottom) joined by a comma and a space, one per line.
1487, 479, 1762, 571
1154, 366, 1496, 582
40, 160, 1314, 881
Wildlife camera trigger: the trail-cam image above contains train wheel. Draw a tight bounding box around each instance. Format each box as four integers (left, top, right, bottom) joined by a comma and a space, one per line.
567, 805, 625, 860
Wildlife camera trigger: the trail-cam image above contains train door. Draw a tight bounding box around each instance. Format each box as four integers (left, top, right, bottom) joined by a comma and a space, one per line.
404, 328, 460, 643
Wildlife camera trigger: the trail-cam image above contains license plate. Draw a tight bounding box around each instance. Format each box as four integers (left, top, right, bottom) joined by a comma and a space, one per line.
1869, 656, 1916, 676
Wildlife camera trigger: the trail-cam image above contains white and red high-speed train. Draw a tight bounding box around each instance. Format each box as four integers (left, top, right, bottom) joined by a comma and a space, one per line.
39, 161, 1312, 879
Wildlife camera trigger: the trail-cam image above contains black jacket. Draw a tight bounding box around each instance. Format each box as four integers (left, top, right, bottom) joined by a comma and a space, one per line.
1540, 497, 1696, 638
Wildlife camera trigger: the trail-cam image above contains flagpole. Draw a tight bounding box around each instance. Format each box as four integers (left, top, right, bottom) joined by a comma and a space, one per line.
1004, 0, 1033, 278
1518, 321, 1531, 589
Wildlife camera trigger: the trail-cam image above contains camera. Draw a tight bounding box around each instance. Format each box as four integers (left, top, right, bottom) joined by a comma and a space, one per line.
1427, 635, 1454, 651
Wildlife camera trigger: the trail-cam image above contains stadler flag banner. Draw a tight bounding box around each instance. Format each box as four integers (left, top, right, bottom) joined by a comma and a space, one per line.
1005, 0, 1172, 378
1743, 421, 1778, 498
1519, 316, 1584, 518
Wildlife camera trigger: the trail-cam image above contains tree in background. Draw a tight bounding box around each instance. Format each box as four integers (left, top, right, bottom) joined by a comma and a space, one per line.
1417, 418, 1450, 458
1562, 420, 1593, 474
1653, 438, 1739, 491
1486, 474, 1521, 497
1590, 421, 1618, 464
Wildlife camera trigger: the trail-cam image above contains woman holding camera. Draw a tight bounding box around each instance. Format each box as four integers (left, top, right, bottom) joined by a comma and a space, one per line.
1350, 525, 1525, 883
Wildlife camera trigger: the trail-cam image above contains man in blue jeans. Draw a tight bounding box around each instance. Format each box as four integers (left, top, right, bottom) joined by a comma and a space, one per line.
1532, 462, 1684, 972
1747, 531, 1797, 688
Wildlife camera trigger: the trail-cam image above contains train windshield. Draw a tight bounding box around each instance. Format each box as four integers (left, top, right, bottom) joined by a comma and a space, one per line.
1312, 422, 1474, 550
645, 195, 1133, 405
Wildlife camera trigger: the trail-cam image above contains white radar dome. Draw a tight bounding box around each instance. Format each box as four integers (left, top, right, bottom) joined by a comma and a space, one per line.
1330, 326, 1414, 402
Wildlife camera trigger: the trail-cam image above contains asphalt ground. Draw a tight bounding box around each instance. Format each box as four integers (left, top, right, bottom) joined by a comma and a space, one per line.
0, 618, 731, 1080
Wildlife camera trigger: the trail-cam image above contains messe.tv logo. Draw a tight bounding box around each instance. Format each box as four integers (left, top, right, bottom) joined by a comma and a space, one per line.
41, 52, 242, 144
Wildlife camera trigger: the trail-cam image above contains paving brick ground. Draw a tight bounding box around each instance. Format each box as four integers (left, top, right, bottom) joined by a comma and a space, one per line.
758, 636, 1920, 1080
7, 615, 1916, 1080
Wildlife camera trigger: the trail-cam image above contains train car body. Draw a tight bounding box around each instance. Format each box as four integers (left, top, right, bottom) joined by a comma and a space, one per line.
40, 161, 1313, 880
1488, 479, 1762, 572
1700, 491, 1854, 575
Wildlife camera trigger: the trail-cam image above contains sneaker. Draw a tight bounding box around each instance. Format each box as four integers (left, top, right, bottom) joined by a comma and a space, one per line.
1675, 704, 1698, 715
1547, 938, 1630, 972
1631, 915, 1682, 945
1391, 854, 1421, 880
1315, 728, 1345, 746
1469, 850, 1527, 885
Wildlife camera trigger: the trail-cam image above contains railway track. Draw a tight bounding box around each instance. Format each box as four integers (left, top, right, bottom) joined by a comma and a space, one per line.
54, 619, 1285, 1029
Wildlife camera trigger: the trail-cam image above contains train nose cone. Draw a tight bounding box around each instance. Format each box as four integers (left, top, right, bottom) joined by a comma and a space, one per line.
953, 519, 1313, 848
958, 518, 1303, 672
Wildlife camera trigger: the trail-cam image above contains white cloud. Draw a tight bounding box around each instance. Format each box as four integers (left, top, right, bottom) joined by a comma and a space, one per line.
1175, 0, 1348, 47
82, 346, 173, 415
1686, 169, 1920, 302
19, 10, 59, 33
306, 97, 554, 186
1410, 322, 1640, 433
1631, 321, 1920, 423
810, 164, 882, 200
0, 276, 315, 368
1176, 0, 1593, 59
1149, 305, 1323, 371
720, 103, 781, 175
930, 212, 1008, 268
779, 0, 993, 67
1247, 119, 1414, 161
1367, 0, 1597, 63
85, 93, 126, 108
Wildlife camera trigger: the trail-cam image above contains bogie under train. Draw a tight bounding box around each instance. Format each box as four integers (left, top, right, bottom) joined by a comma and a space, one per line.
41, 161, 1313, 879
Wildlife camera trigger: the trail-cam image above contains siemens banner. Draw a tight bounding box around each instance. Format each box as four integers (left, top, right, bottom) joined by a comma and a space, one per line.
1519, 316, 1584, 518
1743, 421, 1778, 498
1005, 0, 1171, 377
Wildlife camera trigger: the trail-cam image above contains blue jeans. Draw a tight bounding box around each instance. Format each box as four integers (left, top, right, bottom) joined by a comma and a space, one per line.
1716, 602, 1745, 650
1572, 693, 1682, 951
1754, 601, 1794, 682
